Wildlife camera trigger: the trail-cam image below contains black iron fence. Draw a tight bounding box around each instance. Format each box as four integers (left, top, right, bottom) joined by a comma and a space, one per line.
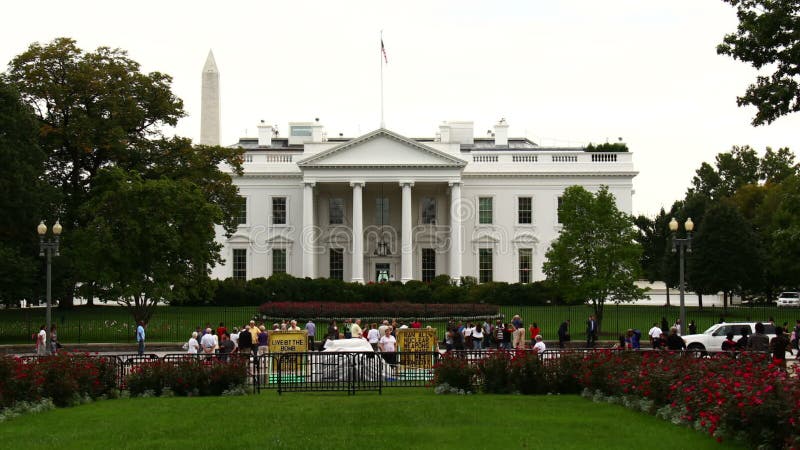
3, 304, 795, 346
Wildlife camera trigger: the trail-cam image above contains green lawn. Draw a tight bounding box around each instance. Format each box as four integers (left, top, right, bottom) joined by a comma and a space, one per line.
0, 303, 793, 345
0, 389, 742, 449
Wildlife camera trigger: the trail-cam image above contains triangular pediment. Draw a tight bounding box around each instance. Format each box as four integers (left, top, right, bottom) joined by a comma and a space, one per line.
297, 128, 466, 168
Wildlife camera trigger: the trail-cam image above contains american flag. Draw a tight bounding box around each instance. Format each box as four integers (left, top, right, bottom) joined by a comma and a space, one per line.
381, 38, 388, 63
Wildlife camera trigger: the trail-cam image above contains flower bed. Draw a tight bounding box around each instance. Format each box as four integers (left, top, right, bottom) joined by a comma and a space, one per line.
0, 353, 118, 408
126, 358, 248, 397
258, 301, 500, 321
432, 349, 800, 448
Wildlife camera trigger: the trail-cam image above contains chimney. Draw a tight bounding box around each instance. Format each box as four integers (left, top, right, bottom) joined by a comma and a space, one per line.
257, 120, 273, 146
439, 122, 451, 143
494, 118, 509, 147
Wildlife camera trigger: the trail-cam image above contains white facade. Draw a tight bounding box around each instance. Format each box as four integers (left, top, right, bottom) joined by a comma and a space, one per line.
210, 121, 637, 284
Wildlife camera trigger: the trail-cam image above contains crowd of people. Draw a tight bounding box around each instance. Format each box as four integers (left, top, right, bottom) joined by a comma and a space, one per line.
442, 315, 550, 353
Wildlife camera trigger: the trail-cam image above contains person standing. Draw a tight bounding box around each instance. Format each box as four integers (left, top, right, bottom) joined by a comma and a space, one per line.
648, 322, 662, 349
532, 335, 546, 353
666, 327, 686, 351
237, 324, 252, 355
219, 332, 235, 362
528, 322, 541, 345
367, 323, 380, 351
257, 325, 269, 356
512, 324, 526, 350
770, 326, 793, 368
471, 324, 484, 350
586, 315, 598, 348
379, 327, 397, 365
136, 321, 146, 355
328, 320, 340, 340
288, 320, 301, 331
306, 319, 316, 351
187, 331, 200, 354
343, 318, 353, 339
688, 320, 697, 335
36, 324, 47, 355
557, 320, 570, 349
351, 319, 363, 339
50, 324, 60, 354
200, 327, 216, 355
746, 322, 770, 352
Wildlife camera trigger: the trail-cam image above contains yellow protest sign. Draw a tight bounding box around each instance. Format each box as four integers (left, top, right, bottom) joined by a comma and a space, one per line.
268, 330, 308, 376
397, 328, 438, 368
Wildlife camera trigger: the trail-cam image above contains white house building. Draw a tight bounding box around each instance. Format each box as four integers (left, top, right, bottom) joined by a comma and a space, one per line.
204, 58, 638, 284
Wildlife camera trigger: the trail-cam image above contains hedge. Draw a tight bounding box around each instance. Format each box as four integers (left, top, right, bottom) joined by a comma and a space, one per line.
175, 273, 563, 307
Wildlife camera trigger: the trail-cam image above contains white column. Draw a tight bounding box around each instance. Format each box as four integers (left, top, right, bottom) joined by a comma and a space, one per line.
351, 181, 364, 283
400, 181, 414, 283
449, 181, 462, 283
302, 181, 316, 278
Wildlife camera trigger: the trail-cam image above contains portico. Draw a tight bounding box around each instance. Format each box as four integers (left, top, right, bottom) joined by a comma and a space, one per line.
296, 129, 467, 284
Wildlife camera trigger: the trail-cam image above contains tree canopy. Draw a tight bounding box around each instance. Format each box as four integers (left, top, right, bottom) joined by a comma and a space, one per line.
718, 0, 800, 125
3, 38, 243, 317
543, 186, 646, 330
0, 81, 54, 306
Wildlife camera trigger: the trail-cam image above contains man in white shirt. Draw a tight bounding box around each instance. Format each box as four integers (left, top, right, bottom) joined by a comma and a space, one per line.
532, 335, 546, 353
200, 328, 216, 354
648, 323, 662, 349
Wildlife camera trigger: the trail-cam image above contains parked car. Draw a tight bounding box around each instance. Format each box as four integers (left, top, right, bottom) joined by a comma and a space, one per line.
681, 322, 776, 352
777, 292, 800, 308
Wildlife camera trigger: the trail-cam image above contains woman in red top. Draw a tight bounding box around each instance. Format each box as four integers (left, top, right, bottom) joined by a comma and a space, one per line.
529, 322, 541, 343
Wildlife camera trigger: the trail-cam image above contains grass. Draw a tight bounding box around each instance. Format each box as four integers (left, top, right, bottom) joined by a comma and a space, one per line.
0, 303, 794, 345
0, 389, 742, 449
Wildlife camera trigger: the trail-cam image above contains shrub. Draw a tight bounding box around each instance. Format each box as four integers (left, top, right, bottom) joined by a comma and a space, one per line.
126, 357, 248, 397
510, 352, 549, 395
431, 353, 476, 392
477, 350, 513, 394
0, 353, 118, 409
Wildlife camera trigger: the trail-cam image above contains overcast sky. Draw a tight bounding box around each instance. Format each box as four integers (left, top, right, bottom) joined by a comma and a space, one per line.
2, 0, 798, 216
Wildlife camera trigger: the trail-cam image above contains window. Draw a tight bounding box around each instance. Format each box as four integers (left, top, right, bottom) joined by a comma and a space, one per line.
329, 198, 344, 225
234, 196, 247, 225
272, 249, 286, 274
557, 196, 564, 224
375, 197, 389, 225
232, 249, 247, 280
290, 126, 312, 137
329, 248, 344, 281
479, 248, 493, 283
519, 248, 532, 283
518, 197, 532, 224
478, 197, 493, 224
272, 197, 287, 225
421, 197, 436, 224
422, 248, 436, 282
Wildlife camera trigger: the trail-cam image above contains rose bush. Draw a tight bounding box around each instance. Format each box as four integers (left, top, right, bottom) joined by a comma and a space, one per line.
0, 353, 118, 408
259, 301, 500, 321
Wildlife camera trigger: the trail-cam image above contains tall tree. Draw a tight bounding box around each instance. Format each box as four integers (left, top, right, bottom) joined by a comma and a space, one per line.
688, 201, 764, 306
4, 38, 243, 318
718, 0, 800, 125
5, 37, 185, 307
544, 186, 646, 331
634, 208, 671, 305
759, 147, 798, 183
0, 81, 54, 306
690, 146, 760, 199
72, 168, 223, 324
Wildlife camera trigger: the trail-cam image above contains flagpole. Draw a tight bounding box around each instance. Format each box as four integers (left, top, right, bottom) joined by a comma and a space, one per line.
380, 30, 385, 129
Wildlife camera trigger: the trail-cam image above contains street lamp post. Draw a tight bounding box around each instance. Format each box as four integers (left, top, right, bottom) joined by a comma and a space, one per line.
669, 217, 694, 336
38, 220, 62, 355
